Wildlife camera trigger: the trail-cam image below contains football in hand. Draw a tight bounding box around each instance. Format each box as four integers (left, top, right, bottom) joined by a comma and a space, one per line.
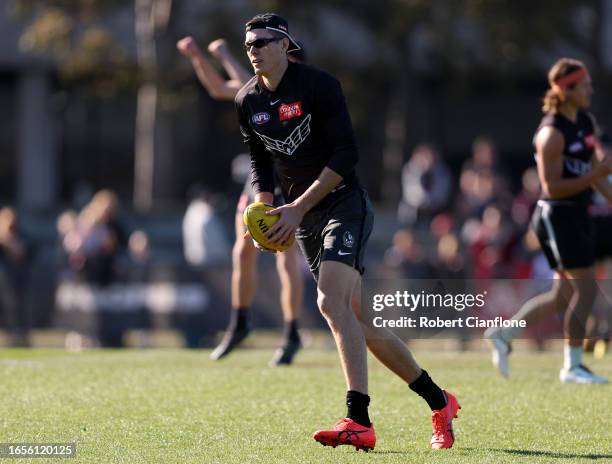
243, 202, 295, 252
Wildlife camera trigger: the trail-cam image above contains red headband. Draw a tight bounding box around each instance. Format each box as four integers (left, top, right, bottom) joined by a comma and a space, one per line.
553, 67, 589, 89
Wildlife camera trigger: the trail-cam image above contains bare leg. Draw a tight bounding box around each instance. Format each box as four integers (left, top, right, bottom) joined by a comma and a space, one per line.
210, 199, 258, 360
274, 244, 303, 322
562, 267, 597, 347
509, 272, 574, 329
486, 272, 573, 377
231, 204, 258, 309
270, 244, 304, 365
317, 261, 367, 393
351, 278, 422, 383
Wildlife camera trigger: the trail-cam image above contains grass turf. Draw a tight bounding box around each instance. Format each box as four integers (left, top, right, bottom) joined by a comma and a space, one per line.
0, 348, 611, 463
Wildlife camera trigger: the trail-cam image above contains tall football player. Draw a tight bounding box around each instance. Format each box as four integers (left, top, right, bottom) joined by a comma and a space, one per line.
236, 13, 461, 450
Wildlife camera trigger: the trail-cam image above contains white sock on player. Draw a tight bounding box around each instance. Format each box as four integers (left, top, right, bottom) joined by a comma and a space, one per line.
563, 345, 582, 370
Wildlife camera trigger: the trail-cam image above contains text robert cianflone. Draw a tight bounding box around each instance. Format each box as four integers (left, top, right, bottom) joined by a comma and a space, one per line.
371, 316, 526, 329
371, 291, 487, 312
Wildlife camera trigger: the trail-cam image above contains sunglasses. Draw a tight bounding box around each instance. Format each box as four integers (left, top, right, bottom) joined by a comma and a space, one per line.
244, 37, 282, 51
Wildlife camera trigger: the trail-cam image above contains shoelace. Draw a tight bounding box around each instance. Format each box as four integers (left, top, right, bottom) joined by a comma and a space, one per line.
431, 411, 447, 438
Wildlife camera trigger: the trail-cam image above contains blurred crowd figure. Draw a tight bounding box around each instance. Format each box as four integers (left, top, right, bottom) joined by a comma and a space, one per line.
182, 185, 230, 268
390, 136, 546, 282
0, 207, 32, 346
57, 190, 126, 286
2, 136, 607, 350
398, 144, 451, 227
56, 189, 143, 347
390, 135, 612, 349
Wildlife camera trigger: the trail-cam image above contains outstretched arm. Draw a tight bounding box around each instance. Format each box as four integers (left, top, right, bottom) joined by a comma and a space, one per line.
208, 39, 252, 84
177, 36, 245, 101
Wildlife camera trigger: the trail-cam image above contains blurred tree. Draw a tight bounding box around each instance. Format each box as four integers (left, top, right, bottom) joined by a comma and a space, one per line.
10, 0, 176, 211
133, 0, 174, 211
11, 0, 135, 96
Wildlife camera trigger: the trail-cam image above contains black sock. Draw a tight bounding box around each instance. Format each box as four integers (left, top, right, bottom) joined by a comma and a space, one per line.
229, 308, 249, 332
409, 370, 447, 411
346, 390, 371, 427
283, 320, 300, 345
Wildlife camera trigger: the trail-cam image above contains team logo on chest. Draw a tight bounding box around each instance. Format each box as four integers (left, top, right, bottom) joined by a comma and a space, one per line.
343, 231, 355, 248
252, 112, 270, 125
254, 114, 312, 156
279, 101, 303, 121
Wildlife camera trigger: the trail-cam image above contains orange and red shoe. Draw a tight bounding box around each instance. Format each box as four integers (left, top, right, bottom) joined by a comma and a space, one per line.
430, 390, 461, 449
313, 418, 376, 452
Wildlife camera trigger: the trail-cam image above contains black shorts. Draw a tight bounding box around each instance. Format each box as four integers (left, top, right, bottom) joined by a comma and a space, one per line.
531, 199, 595, 270
295, 187, 374, 280
591, 212, 612, 260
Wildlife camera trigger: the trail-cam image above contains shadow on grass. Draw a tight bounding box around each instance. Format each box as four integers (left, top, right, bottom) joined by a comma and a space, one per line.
370, 448, 612, 460
490, 448, 612, 460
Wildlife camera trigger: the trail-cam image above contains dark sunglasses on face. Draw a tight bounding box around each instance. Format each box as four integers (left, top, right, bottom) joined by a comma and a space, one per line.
244, 37, 282, 50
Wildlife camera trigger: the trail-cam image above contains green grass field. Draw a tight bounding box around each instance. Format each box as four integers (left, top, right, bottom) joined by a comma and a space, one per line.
1, 348, 611, 463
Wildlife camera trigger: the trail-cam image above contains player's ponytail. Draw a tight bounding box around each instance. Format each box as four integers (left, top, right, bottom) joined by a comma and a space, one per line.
542, 88, 562, 114
542, 58, 587, 113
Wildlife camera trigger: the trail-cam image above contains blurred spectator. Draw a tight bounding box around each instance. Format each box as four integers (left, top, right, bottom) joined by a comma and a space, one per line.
455, 137, 514, 222
429, 213, 454, 240
454, 167, 496, 221
512, 167, 540, 228
0, 208, 33, 346
56, 209, 78, 279
182, 185, 230, 268
384, 229, 434, 278
465, 205, 517, 279
462, 136, 499, 174
398, 144, 451, 226
98, 230, 152, 348
62, 200, 118, 285
432, 233, 465, 280
126, 230, 151, 282
92, 190, 128, 250
116, 229, 152, 283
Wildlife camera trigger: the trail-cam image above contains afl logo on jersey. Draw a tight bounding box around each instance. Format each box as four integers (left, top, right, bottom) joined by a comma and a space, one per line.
252, 112, 270, 125
279, 102, 303, 121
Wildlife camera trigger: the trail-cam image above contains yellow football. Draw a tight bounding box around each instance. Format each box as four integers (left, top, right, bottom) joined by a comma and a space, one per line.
243, 202, 294, 252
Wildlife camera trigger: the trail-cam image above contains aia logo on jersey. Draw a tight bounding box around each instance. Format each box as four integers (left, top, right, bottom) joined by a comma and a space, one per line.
252, 112, 270, 125
279, 102, 302, 121
584, 134, 596, 149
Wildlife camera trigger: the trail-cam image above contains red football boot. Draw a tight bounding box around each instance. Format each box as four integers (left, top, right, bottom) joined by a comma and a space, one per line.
313, 418, 376, 452
430, 390, 461, 449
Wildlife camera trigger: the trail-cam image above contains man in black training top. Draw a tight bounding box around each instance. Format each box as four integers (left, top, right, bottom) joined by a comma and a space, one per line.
235, 13, 461, 450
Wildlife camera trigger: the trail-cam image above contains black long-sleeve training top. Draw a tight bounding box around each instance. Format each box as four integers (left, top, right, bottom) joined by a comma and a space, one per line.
235, 61, 360, 209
